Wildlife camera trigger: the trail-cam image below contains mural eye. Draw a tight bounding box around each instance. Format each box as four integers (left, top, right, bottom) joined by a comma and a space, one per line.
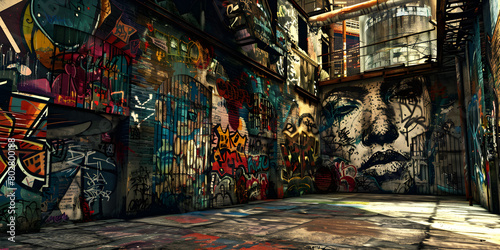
334, 104, 358, 119
389, 89, 418, 104
388, 78, 423, 104
322, 99, 359, 120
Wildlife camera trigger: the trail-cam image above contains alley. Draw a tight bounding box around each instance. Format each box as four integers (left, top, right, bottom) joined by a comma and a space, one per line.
1, 193, 500, 249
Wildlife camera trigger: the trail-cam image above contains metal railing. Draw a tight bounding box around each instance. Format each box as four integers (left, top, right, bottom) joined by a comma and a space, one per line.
320, 28, 437, 80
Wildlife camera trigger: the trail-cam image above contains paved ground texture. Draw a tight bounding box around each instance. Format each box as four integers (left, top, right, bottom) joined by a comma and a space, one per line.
1, 193, 500, 249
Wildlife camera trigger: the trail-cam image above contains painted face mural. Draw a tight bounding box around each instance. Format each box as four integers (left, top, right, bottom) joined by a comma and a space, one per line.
320, 76, 431, 192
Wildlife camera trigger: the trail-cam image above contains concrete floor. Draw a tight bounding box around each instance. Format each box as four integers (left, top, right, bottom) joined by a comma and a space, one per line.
2, 193, 500, 249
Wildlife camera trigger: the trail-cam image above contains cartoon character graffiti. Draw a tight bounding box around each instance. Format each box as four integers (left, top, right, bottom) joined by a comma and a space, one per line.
320, 76, 431, 192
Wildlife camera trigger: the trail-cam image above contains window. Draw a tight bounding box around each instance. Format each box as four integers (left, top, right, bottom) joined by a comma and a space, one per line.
298, 16, 308, 52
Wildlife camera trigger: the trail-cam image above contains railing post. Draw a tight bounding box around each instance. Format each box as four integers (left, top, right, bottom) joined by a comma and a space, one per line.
406, 36, 409, 66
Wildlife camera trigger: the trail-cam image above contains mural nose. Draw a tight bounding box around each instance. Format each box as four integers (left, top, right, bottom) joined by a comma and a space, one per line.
362, 108, 399, 147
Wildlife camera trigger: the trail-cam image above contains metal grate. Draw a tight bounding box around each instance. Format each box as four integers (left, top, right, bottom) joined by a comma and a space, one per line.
153, 75, 212, 212
411, 132, 465, 195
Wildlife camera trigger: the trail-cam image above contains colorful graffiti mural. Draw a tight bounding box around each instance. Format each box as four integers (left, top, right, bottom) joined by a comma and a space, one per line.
0, 97, 48, 191
0, 96, 47, 231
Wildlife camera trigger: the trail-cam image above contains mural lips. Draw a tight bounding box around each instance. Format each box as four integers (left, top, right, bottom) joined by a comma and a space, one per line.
360, 150, 408, 175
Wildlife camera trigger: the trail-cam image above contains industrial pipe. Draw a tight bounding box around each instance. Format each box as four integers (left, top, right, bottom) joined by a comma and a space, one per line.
309, 0, 417, 27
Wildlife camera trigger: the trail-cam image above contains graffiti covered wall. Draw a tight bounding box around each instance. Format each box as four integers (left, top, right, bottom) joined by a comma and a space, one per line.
480, 0, 500, 212
466, 16, 490, 208
126, 5, 215, 214
209, 63, 279, 204
122, 0, 323, 213
0, 0, 134, 232
488, 0, 500, 213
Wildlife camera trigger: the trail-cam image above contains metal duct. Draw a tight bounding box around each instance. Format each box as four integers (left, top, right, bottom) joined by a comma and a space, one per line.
309, 0, 417, 27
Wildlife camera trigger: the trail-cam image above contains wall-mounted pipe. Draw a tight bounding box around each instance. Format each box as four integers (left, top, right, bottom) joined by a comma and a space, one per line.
309, 0, 416, 27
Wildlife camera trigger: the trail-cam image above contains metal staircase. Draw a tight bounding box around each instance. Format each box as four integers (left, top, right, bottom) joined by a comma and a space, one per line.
438, 0, 481, 69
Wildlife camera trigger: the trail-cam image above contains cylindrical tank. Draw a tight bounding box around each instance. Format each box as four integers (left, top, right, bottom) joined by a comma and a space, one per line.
360, 0, 436, 71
